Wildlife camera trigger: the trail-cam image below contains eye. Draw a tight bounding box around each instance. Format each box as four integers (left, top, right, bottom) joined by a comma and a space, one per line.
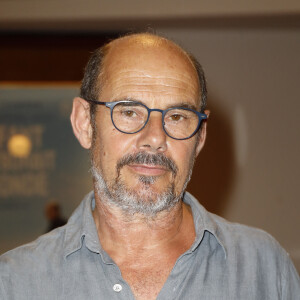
122, 109, 136, 118
114, 103, 147, 122
168, 112, 188, 122
170, 114, 184, 121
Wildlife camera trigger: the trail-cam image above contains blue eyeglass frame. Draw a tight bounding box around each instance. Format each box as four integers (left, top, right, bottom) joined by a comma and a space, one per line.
86, 99, 207, 140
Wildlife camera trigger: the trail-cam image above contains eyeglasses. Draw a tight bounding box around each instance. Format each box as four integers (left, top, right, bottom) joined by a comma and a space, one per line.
86, 99, 207, 140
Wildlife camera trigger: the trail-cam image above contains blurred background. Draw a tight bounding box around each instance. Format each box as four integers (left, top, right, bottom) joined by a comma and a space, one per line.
0, 1, 299, 272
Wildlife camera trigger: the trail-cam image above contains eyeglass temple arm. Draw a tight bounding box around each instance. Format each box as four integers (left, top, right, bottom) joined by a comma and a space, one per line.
85, 99, 106, 105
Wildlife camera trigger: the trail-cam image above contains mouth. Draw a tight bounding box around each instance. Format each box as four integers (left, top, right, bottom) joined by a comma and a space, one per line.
127, 164, 168, 176
116, 152, 178, 179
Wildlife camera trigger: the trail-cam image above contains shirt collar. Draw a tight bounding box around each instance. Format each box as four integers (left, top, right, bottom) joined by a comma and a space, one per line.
183, 192, 227, 259
63, 191, 101, 258
63, 191, 227, 259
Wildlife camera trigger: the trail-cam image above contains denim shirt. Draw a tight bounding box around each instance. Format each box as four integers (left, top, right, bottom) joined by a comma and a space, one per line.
1, 191, 299, 299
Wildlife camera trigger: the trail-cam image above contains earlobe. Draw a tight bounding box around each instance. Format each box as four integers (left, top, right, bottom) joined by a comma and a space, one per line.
70, 97, 93, 149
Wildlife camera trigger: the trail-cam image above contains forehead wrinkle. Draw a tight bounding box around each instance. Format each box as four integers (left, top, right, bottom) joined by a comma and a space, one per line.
109, 83, 198, 102
108, 75, 198, 95
109, 69, 196, 79
106, 73, 199, 108
112, 79, 197, 90
113, 98, 198, 111
111, 85, 197, 98
107, 69, 197, 86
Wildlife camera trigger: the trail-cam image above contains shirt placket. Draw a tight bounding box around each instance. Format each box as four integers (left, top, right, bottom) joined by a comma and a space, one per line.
96, 251, 136, 300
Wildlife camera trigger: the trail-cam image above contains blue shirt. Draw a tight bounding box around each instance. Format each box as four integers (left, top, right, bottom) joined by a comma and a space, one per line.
1, 191, 299, 299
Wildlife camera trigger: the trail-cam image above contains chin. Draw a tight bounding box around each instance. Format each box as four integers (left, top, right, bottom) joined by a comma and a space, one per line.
91, 163, 185, 216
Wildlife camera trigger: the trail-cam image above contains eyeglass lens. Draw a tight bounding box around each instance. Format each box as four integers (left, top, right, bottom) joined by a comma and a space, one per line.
112, 103, 200, 139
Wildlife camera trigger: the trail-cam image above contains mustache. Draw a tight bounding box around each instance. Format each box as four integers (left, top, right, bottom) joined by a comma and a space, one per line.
117, 152, 178, 176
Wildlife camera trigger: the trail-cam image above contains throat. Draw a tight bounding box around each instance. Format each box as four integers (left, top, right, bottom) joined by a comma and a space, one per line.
118, 254, 177, 300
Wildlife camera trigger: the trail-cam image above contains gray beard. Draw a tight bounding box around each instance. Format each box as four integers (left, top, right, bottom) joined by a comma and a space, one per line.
91, 152, 194, 217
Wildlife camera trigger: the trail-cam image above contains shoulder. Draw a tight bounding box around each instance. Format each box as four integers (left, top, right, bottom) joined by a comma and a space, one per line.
212, 213, 300, 282
185, 192, 285, 258
185, 192, 296, 277
212, 213, 300, 296
0, 194, 92, 298
0, 192, 92, 273
211, 212, 286, 258
0, 226, 69, 298
0, 225, 66, 276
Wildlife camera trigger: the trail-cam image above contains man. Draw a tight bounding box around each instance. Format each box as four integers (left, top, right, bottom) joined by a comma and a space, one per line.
44, 201, 67, 233
0, 33, 299, 299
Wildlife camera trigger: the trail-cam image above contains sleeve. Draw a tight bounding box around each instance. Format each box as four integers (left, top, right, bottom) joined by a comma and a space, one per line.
0, 280, 7, 300
0, 262, 9, 300
282, 253, 300, 300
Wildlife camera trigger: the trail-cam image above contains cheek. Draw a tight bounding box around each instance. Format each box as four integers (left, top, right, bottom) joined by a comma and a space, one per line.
96, 129, 135, 167
106, 132, 135, 153
171, 141, 197, 173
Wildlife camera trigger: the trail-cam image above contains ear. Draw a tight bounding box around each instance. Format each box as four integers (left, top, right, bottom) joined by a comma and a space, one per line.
70, 97, 93, 149
195, 110, 210, 157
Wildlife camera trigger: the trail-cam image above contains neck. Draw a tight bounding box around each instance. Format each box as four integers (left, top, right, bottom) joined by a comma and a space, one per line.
92, 189, 195, 258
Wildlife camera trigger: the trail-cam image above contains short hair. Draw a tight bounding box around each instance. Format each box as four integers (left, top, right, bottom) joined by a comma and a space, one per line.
80, 43, 110, 125
79, 33, 207, 123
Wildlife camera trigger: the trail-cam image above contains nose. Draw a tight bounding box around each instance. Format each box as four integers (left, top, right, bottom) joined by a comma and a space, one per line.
136, 112, 167, 153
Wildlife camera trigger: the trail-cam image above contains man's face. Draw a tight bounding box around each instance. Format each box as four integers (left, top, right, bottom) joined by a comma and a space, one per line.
90, 37, 205, 216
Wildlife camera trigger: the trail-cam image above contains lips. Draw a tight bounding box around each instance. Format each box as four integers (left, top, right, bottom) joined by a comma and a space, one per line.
128, 164, 168, 176
116, 151, 178, 177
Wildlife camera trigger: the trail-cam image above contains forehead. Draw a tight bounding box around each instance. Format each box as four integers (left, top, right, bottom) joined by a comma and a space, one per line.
100, 36, 200, 107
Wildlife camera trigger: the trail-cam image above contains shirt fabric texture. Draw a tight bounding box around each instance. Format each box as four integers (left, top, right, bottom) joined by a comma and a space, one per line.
1, 191, 299, 299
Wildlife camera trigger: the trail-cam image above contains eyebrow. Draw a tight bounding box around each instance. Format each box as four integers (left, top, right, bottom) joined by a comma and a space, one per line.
167, 103, 198, 111
115, 97, 199, 111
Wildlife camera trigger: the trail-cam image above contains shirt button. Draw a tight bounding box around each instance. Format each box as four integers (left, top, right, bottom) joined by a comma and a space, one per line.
113, 283, 122, 292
